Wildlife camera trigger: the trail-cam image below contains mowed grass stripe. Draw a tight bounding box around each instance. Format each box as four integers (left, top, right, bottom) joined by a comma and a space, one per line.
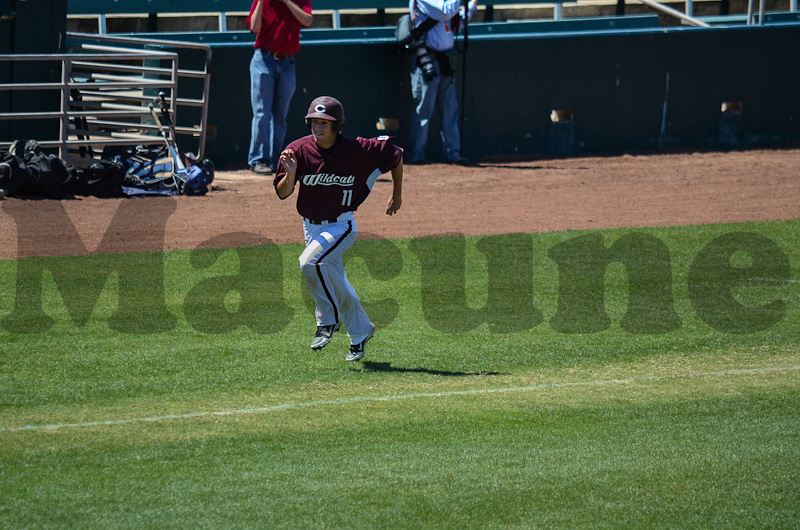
3, 364, 797, 433
0, 219, 797, 528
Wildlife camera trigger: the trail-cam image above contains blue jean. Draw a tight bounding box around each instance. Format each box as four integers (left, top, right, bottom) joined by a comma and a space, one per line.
249, 49, 296, 169
408, 52, 461, 162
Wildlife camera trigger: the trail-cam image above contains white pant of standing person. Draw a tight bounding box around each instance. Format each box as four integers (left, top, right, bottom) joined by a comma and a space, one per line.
299, 212, 373, 346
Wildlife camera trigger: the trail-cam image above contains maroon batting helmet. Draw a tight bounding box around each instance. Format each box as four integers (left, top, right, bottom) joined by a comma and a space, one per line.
305, 96, 345, 132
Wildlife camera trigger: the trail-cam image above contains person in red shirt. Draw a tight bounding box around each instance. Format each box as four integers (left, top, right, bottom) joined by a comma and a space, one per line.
274, 96, 404, 361
246, 0, 313, 175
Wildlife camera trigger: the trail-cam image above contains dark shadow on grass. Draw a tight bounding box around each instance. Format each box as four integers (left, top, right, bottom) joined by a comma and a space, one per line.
360, 361, 505, 377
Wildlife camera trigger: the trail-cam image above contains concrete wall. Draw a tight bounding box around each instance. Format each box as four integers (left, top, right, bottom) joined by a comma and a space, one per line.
191, 22, 800, 167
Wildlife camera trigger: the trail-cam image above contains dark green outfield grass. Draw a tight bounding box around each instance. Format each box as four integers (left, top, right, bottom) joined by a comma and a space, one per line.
0, 220, 798, 528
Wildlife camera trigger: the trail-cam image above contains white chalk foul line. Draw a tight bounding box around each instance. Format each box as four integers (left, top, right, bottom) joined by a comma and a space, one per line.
2, 365, 798, 433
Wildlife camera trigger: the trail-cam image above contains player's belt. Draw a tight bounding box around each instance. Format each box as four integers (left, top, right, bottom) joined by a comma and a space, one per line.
305, 216, 339, 225
269, 51, 294, 61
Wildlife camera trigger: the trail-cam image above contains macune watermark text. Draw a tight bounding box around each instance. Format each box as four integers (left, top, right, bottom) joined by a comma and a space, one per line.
1, 200, 792, 335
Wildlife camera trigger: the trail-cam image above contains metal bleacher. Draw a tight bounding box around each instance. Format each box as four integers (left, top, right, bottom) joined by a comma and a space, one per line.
0, 33, 212, 162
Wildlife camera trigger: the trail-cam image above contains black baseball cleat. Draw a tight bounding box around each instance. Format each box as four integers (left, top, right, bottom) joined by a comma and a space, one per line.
346, 323, 375, 362
311, 322, 340, 350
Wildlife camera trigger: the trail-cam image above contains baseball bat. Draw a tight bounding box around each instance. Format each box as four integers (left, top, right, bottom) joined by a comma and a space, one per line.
156, 92, 190, 168
149, 103, 186, 170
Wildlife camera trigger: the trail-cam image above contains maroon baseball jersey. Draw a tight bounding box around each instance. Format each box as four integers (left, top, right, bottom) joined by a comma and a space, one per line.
274, 134, 402, 221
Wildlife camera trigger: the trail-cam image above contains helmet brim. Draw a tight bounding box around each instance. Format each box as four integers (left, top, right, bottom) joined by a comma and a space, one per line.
304, 112, 339, 122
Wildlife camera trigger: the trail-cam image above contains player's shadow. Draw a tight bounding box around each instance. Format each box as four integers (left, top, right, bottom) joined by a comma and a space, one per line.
361, 361, 505, 377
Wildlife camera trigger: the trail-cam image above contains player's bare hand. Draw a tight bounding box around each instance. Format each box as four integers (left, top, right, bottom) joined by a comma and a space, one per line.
280, 148, 297, 173
386, 195, 402, 215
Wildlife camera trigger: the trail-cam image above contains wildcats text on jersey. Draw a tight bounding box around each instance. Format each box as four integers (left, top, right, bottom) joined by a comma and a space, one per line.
302, 173, 356, 186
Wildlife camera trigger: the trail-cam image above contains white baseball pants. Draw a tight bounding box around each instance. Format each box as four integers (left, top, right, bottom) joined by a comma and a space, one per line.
299, 212, 373, 345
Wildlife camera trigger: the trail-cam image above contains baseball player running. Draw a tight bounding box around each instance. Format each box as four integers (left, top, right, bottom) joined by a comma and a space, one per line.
274, 96, 404, 361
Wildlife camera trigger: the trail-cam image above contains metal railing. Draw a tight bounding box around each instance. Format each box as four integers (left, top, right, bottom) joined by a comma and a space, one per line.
1, 33, 211, 162
1, 51, 178, 160
631, 0, 711, 27
65, 0, 409, 31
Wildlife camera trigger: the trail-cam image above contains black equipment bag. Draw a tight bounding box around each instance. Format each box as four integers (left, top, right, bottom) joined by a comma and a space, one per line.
25, 154, 73, 199
1, 148, 72, 199
65, 159, 126, 198
0, 150, 36, 197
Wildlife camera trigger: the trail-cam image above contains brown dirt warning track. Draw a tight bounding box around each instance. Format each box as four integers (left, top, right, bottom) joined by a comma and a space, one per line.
1, 148, 798, 259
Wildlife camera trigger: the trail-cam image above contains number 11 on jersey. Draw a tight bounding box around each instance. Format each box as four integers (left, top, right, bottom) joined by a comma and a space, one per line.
342, 189, 353, 206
